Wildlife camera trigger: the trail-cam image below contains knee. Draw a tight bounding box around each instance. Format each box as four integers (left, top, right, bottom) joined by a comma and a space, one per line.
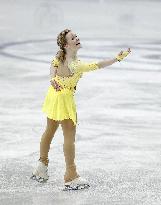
45, 124, 59, 135
61, 119, 76, 132
63, 140, 75, 147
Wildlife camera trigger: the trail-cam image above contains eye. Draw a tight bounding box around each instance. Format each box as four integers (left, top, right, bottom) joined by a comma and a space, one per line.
72, 35, 77, 40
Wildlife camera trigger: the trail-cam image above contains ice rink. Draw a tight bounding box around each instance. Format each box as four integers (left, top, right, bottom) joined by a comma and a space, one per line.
0, 0, 161, 204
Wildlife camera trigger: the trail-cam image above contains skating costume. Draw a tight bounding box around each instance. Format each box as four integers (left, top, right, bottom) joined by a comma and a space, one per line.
42, 57, 100, 125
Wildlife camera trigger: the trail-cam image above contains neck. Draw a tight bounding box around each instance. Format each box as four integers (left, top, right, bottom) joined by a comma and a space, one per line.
65, 50, 77, 62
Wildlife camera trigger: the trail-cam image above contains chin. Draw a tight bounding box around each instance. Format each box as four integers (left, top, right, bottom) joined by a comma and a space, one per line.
77, 44, 82, 49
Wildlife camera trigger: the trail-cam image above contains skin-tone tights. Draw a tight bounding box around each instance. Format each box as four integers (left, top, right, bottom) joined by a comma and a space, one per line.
39, 117, 79, 183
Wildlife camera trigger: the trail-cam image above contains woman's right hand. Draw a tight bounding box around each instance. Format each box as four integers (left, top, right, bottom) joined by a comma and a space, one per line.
50, 79, 63, 91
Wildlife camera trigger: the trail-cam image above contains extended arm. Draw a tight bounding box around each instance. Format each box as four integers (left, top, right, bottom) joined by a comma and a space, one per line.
97, 58, 118, 68
97, 48, 131, 69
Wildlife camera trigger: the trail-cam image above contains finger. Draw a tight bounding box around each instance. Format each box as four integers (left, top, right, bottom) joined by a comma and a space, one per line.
51, 84, 56, 88
57, 86, 62, 91
119, 51, 123, 55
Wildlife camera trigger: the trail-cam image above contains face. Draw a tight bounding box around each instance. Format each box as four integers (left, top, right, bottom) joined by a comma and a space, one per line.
65, 31, 81, 51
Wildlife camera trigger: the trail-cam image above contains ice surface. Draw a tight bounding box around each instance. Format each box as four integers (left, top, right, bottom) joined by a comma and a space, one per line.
0, 0, 161, 204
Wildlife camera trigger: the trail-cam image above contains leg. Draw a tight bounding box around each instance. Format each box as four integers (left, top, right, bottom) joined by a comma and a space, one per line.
39, 117, 59, 166
60, 119, 80, 183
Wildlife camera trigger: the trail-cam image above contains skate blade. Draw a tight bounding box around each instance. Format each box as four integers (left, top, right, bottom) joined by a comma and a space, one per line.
30, 174, 48, 183
62, 184, 90, 191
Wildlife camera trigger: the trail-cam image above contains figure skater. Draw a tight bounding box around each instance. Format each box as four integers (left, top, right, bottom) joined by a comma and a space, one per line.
30, 28, 131, 190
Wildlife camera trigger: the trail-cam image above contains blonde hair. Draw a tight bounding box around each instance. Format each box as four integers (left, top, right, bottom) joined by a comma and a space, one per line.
56, 28, 71, 64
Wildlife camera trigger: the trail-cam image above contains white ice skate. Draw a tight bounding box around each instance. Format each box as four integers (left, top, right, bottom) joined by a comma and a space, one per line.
30, 161, 49, 183
63, 176, 90, 191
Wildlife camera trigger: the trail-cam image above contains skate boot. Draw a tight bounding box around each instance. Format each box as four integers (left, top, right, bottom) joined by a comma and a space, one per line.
30, 161, 49, 183
63, 176, 90, 191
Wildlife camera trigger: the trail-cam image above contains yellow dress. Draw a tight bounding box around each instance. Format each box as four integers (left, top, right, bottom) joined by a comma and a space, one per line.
42, 57, 100, 126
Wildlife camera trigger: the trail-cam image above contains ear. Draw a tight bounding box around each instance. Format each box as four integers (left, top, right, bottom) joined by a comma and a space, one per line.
64, 44, 68, 48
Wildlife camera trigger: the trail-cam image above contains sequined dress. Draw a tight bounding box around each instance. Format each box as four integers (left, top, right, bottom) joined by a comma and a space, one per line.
42, 57, 100, 126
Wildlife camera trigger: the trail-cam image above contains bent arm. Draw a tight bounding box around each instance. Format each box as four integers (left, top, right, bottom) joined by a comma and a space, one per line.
50, 57, 59, 80
50, 64, 57, 81
49, 63, 63, 90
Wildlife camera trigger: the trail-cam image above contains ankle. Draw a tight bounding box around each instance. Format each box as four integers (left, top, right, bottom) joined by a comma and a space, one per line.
64, 174, 80, 183
64, 164, 80, 182
39, 157, 49, 166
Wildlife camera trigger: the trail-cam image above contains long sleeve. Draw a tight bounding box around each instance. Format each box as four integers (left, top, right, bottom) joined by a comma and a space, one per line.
69, 60, 100, 74
50, 57, 59, 81
50, 64, 57, 81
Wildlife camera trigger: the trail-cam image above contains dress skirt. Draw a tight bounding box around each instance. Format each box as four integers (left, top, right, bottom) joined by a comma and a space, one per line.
42, 85, 77, 126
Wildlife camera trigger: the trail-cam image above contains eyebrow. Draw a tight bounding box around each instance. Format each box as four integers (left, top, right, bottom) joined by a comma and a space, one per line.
71, 33, 76, 38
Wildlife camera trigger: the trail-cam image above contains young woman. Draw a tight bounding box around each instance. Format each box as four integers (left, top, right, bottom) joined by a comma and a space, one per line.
31, 28, 131, 190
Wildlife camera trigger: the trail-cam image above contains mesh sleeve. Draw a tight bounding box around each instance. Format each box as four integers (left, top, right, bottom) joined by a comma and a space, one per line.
75, 60, 100, 73
51, 57, 59, 67
50, 57, 59, 81
50, 64, 57, 81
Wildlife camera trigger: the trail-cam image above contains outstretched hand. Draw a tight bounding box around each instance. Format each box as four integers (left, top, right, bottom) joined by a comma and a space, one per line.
118, 48, 131, 56
116, 48, 131, 62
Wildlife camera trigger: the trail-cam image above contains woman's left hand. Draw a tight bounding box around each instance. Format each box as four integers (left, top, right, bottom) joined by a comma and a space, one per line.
116, 48, 131, 61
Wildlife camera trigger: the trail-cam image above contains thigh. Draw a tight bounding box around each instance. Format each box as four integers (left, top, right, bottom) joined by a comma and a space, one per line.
45, 117, 59, 135
60, 119, 76, 143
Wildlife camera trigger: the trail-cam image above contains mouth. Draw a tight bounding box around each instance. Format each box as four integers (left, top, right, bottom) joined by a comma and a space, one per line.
76, 42, 80, 46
